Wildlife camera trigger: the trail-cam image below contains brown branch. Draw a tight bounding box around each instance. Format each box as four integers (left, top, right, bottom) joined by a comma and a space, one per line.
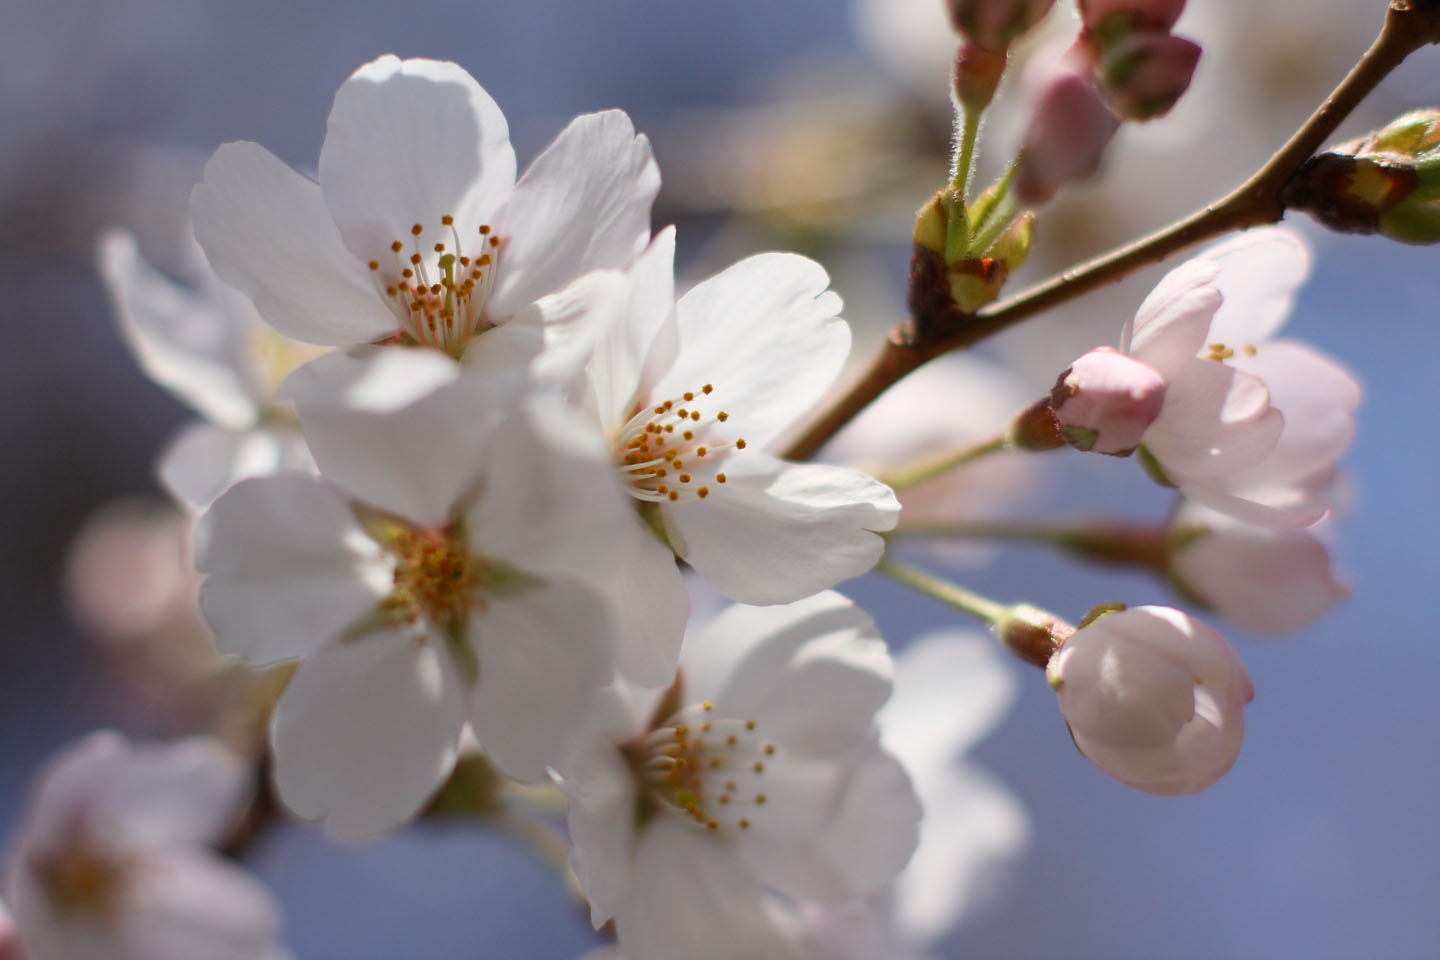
784, 0, 1439, 462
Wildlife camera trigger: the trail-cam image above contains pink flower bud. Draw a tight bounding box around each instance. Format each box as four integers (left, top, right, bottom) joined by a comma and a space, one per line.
1079, 0, 1187, 34
1015, 67, 1118, 204
0, 901, 24, 960
1051, 346, 1166, 455
948, 0, 1057, 52
1046, 606, 1252, 795
1096, 32, 1201, 122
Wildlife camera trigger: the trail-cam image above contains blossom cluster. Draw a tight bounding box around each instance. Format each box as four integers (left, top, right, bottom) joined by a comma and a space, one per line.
5, 0, 1382, 948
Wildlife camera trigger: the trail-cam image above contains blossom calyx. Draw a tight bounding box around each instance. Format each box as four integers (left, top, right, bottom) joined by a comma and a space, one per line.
995, 603, 1074, 668
1046, 605, 1252, 795
1284, 109, 1440, 245
1079, 0, 1187, 40
1050, 346, 1167, 455
1094, 32, 1200, 122
947, 0, 1057, 52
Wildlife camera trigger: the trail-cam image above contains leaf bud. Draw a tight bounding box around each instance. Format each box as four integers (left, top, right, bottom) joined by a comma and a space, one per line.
1094, 32, 1201, 121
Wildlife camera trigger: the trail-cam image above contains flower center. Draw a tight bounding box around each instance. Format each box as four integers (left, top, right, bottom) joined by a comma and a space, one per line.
32, 844, 129, 921
614, 385, 747, 504
375, 522, 486, 638
367, 216, 503, 358
624, 700, 775, 835
1204, 341, 1258, 363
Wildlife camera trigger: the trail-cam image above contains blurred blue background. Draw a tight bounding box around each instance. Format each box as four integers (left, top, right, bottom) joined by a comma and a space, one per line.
1, 1, 1437, 957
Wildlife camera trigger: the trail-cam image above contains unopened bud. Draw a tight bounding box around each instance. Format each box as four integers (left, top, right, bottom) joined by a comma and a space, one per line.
1079, 0, 1187, 38
948, 0, 1057, 52
1095, 32, 1201, 121
1050, 346, 1166, 455
1285, 109, 1440, 244
1016, 68, 1118, 204
914, 189, 950, 255
954, 42, 1008, 112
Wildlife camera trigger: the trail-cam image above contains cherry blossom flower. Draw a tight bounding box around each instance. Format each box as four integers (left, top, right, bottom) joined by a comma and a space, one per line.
2, 733, 288, 960
190, 55, 659, 365
1167, 501, 1347, 635
561, 229, 899, 605
1046, 605, 1253, 794
556, 592, 922, 960
199, 361, 675, 840
1118, 228, 1359, 527
97, 229, 318, 510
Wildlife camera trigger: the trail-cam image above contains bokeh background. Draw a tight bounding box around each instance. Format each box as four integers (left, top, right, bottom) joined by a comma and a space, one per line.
2, 0, 1438, 957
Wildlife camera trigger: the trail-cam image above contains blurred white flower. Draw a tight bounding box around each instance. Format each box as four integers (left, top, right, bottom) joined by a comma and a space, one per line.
564, 229, 899, 604
2, 733, 288, 960
1113, 229, 1358, 527
1168, 500, 1348, 635
191, 55, 658, 363
1047, 605, 1252, 794
199, 363, 670, 840
556, 592, 921, 960
97, 229, 317, 510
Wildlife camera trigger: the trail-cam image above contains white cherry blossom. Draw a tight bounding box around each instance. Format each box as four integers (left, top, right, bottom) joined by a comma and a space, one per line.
199, 361, 674, 840
2, 733, 288, 960
556, 592, 921, 960
563, 229, 900, 605
97, 228, 318, 510
1168, 500, 1347, 635
1118, 228, 1359, 527
190, 55, 659, 366
1046, 605, 1253, 795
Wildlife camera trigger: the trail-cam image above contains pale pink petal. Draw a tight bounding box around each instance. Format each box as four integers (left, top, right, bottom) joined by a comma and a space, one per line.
1177, 478, 1331, 530
197, 474, 392, 665
91, 738, 247, 850
1144, 359, 1281, 479
650, 254, 848, 450
318, 56, 515, 263
489, 110, 660, 317
190, 142, 392, 346
97, 229, 258, 429
681, 593, 893, 759
270, 630, 466, 841
1202, 228, 1310, 345
1122, 269, 1222, 382
880, 631, 1019, 765
468, 581, 615, 783
662, 454, 898, 605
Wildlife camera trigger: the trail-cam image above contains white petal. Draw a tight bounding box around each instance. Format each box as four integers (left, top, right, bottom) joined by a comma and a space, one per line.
892, 764, 1029, 942
468, 580, 615, 782
197, 474, 391, 665
97, 229, 258, 428
158, 422, 312, 512
191, 141, 392, 345
809, 743, 922, 896
556, 690, 642, 928
682, 592, 893, 759
91, 737, 248, 849
270, 630, 466, 840
880, 631, 1017, 770
1121, 257, 1220, 376
664, 453, 899, 605
1176, 477, 1331, 530
283, 350, 496, 528
1202, 228, 1310, 344
578, 228, 677, 435
319, 56, 515, 263
651, 254, 848, 449
466, 399, 685, 686
12, 731, 131, 851
119, 853, 289, 960
614, 820, 808, 960
1144, 359, 1281, 480
489, 110, 661, 317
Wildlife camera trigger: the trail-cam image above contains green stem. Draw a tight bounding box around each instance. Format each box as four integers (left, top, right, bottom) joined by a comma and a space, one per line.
875, 559, 1010, 626
954, 109, 982, 200
891, 519, 1172, 569
882, 433, 1010, 491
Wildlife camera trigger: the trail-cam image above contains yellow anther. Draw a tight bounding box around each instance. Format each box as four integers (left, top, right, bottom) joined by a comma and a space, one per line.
411, 223, 424, 236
